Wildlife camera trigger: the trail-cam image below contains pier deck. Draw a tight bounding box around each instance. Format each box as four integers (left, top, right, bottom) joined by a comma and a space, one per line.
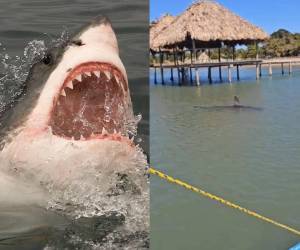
150, 59, 300, 85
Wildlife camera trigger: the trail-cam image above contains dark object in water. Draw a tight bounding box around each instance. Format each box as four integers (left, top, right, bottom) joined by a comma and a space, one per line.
193, 105, 263, 111
194, 95, 263, 111
234, 95, 240, 106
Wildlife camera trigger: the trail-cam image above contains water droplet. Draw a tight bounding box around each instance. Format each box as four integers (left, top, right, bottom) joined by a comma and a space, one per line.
104, 114, 110, 123
104, 105, 110, 112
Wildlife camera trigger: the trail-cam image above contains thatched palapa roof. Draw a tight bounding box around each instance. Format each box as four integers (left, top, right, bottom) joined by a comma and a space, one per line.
150, 14, 175, 51
151, 0, 269, 50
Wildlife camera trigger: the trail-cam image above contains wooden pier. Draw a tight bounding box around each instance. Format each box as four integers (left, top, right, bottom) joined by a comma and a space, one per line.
150, 59, 300, 85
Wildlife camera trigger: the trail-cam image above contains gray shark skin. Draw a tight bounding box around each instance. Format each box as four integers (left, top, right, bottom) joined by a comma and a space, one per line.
0, 40, 65, 148
0, 16, 149, 249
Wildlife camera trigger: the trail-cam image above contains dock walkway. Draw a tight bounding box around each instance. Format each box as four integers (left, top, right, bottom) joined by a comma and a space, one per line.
150, 59, 300, 85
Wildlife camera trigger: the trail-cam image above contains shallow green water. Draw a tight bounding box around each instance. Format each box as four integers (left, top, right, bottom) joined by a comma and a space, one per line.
150, 73, 300, 249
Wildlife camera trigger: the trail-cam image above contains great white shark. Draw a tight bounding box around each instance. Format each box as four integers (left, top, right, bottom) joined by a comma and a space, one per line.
0, 16, 149, 247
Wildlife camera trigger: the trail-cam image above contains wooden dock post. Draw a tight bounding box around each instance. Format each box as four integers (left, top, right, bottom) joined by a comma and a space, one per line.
256, 63, 260, 79
232, 45, 236, 61
195, 68, 200, 85
173, 49, 181, 85
255, 41, 259, 60
154, 67, 157, 84
228, 64, 232, 83
190, 50, 193, 84
192, 39, 200, 86
159, 49, 164, 84
170, 68, 174, 82
218, 48, 222, 82
177, 68, 181, 85
161, 68, 164, 84
268, 63, 272, 76
259, 64, 262, 77
208, 66, 212, 84
236, 65, 240, 81
281, 63, 284, 75
289, 61, 292, 74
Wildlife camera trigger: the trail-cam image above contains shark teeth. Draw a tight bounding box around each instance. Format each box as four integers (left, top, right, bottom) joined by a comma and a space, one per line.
60, 89, 66, 96
85, 72, 91, 77
104, 70, 111, 80
94, 71, 100, 78
75, 74, 82, 82
102, 127, 108, 135
114, 75, 120, 84
66, 81, 73, 89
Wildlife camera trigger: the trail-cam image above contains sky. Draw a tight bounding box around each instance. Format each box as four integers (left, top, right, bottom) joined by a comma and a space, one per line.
150, 0, 300, 34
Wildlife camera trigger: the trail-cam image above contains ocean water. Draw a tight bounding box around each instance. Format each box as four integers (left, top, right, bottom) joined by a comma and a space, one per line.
0, 0, 149, 249
150, 68, 300, 249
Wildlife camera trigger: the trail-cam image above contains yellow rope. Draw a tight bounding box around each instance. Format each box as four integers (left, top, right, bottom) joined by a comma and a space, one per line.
149, 167, 300, 237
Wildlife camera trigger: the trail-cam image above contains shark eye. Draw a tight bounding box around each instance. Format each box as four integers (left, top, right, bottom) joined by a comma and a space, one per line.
42, 54, 52, 65
72, 40, 84, 46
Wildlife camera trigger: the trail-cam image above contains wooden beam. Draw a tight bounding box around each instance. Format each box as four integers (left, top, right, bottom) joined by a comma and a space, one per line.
289, 61, 292, 74
232, 45, 235, 61
259, 64, 262, 77
208, 66, 212, 84
170, 68, 174, 83
192, 40, 200, 86
228, 64, 232, 83
255, 41, 259, 60
190, 50, 193, 84
268, 63, 272, 76
236, 65, 240, 81
174, 49, 181, 85
218, 48, 222, 82
159, 48, 164, 84
173, 48, 180, 84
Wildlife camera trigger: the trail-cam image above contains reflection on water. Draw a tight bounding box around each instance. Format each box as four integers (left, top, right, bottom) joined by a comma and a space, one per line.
151, 72, 300, 250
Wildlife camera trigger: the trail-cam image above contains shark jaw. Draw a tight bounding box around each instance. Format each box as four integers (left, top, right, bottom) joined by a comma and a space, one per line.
21, 17, 135, 146
50, 62, 131, 143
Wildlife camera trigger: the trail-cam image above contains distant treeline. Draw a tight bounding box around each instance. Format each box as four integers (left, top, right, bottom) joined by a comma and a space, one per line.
238, 29, 300, 58
150, 29, 300, 64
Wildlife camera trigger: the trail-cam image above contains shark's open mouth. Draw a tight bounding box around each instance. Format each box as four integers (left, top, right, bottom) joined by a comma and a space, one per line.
49, 62, 129, 141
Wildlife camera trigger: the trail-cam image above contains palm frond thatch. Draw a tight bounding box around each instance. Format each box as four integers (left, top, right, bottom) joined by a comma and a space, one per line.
151, 0, 269, 50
